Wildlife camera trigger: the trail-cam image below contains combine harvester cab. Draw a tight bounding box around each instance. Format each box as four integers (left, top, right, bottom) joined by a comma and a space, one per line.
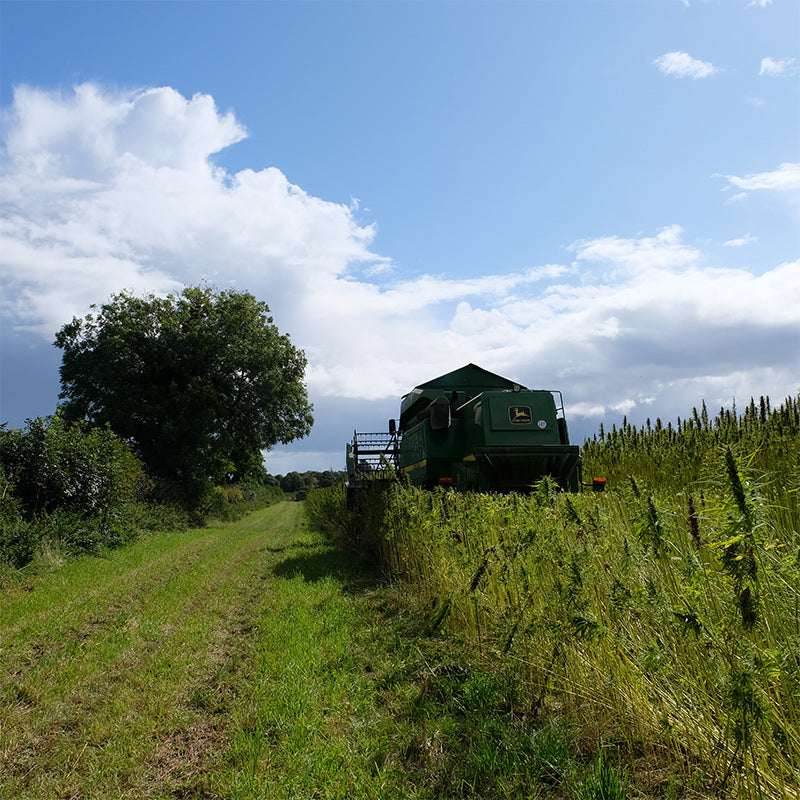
396, 364, 581, 492
346, 364, 583, 497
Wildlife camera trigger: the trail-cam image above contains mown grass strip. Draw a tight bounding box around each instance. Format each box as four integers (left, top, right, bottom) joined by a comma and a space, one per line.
1, 502, 312, 798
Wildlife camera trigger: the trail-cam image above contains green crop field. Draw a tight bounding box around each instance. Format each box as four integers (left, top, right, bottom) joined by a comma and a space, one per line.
311, 394, 799, 799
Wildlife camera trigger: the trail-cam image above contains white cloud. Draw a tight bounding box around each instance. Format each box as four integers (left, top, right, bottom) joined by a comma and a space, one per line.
724, 233, 757, 247
1, 82, 798, 448
0, 83, 385, 338
569, 225, 699, 275
4, 84, 247, 178
716, 162, 800, 193
759, 57, 800, 77
654, 52, 719, 79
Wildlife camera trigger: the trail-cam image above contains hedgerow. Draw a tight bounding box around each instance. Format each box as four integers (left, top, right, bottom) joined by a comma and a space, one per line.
0, 415, 148, 564
0, 415, 283, 572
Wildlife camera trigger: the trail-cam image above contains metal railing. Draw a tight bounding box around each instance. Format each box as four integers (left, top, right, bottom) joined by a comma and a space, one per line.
349, 431, 400, 473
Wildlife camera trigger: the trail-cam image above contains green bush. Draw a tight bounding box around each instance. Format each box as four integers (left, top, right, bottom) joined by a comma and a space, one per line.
0, 415, 147, 519
0, 416, 148, 567
0, 475, 36, 568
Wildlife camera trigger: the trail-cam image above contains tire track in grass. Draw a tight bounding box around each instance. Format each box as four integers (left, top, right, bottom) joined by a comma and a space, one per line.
0, 502, 317, 799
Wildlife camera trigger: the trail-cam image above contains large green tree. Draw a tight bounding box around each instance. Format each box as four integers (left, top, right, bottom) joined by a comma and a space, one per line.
54, 287, 313, 495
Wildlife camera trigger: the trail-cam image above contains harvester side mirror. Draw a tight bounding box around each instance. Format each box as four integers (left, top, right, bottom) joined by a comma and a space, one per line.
389, 419, 396, 435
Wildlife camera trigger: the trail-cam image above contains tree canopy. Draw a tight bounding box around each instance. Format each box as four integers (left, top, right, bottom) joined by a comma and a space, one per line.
54, 287, 313, 496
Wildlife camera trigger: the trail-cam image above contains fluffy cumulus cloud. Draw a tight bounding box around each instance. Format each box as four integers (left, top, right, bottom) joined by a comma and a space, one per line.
2, 83, 799, 465
654, 51, 719, 79
0, 83, 382, 339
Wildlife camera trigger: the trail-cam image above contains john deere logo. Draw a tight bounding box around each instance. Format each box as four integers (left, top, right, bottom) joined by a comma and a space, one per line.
509, 406, 532, 424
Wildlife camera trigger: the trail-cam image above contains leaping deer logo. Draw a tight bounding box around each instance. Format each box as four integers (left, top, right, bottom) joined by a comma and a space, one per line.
509, 406, 532, 424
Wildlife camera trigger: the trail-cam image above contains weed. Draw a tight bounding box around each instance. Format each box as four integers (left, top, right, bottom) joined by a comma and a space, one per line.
575, 746, 631, 800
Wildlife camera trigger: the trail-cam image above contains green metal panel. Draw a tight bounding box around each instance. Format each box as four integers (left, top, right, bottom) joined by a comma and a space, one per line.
399, 418, 465, 486
454, 389, 580, 491
485, 392, 560, 442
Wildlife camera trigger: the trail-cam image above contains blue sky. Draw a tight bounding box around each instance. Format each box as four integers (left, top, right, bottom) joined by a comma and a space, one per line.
1, 0, 799, 473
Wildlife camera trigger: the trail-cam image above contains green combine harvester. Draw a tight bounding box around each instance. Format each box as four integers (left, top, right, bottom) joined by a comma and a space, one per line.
346, 364, 585, 496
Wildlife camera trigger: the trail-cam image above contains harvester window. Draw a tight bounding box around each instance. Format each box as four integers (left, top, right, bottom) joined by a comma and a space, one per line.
429, 396, 452, 430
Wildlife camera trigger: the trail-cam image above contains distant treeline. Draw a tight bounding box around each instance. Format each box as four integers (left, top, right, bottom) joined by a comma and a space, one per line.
268, 470, 347, 495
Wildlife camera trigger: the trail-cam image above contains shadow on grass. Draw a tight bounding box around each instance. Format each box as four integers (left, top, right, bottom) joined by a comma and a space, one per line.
271, 542, 382, 592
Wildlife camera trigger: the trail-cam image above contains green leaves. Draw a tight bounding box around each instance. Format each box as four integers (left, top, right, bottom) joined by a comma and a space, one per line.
0, 415, 148, 564
55, 287, 314, 503
0, 415, 145, 519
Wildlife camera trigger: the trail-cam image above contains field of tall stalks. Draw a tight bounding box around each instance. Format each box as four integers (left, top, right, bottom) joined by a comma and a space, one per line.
315, 394, 800, 798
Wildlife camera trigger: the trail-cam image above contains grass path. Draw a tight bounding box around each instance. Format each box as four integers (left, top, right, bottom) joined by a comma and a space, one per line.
0, 502, 400, 798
